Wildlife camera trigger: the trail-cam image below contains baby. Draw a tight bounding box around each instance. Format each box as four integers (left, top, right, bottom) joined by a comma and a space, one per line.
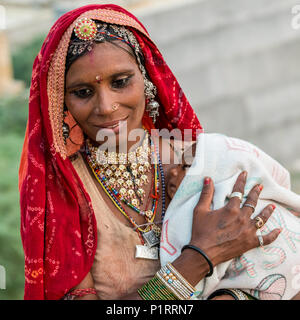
161, 133, 300, 300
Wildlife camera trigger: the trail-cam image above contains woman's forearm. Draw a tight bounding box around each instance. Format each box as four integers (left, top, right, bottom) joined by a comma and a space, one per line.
119, 250, 214, 300
171, 248, 212, 287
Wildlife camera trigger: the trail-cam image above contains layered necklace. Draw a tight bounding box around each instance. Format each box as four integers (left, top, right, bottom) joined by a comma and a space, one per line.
84, 129, 166, 260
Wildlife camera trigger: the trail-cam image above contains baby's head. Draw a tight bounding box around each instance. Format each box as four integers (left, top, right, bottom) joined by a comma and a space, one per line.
166, 142, 196, 200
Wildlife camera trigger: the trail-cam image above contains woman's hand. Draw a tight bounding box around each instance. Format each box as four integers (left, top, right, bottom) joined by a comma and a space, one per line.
190, 171, 281, 267
173, 171, 281, 287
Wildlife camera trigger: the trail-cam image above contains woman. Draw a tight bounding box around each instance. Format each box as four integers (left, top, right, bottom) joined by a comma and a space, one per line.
18, 4, 280, 300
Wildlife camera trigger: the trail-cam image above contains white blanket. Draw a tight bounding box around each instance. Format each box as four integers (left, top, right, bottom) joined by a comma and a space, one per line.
160, 133, 300, 300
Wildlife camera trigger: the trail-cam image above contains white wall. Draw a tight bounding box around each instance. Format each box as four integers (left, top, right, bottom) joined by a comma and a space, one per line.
136, 0, 300, 171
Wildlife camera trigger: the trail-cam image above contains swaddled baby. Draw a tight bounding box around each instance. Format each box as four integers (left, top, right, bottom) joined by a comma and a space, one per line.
161, 133, 300, 300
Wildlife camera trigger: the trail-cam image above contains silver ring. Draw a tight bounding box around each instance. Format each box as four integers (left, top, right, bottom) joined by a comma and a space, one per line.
229, 191, 243, 202
243, 203, 256, 212
256, 229, 264, 247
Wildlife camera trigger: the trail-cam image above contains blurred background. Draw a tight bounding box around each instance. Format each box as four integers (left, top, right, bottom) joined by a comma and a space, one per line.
0, 0, 300, 299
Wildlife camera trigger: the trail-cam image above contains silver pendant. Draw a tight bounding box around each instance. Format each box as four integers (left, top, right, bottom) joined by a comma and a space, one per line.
135, 245, 159, 260
142, 229, 160, 248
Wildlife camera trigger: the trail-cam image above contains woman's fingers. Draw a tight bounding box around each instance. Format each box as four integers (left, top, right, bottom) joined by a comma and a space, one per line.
254, 203, 276, 226
242, 184, 263, 215
253, 204, 280, 247
261, 229, 282, 246
227, 171, 247, 208
194, 177, 214, 213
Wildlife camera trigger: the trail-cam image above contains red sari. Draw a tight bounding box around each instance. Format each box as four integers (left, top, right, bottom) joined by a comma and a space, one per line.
18, 4, 202, 300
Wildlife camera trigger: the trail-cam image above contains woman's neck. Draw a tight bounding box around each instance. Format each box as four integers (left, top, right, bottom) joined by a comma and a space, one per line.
87, 129, 147, 154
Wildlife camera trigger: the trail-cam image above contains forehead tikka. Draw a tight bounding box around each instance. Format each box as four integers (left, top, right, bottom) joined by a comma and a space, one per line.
74, 18, 97, 41
73, 18, 135, 48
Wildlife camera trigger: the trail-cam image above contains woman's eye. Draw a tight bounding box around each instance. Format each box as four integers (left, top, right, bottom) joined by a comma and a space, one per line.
112, 77, 131, 89
182, 164, 191, 170
73, 88, 93, 99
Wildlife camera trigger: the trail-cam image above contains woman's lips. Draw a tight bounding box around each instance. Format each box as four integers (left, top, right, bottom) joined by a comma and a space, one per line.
94, 116, 128, 129
94, 116, 128, 135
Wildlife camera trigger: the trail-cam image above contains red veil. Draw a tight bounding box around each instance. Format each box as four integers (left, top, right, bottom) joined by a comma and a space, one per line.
18, 4, 202, 300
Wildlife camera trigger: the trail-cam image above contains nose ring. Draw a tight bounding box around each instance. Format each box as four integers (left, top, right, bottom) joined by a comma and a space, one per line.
112, 103, 119, 111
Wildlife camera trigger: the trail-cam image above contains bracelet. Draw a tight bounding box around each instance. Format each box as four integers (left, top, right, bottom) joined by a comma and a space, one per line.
208, 288, 249, 300
181, 244, 214, 277
138, 263, 201, 300
157, 263, 196, 300
64, 288, 97, 300
138, 275, 179, 300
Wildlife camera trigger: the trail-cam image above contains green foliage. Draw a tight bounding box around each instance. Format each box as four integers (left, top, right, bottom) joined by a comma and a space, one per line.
0, 133, 25, 300
0, 92, 29, 136
0, 79, 29, 299
12, 35, 45, 87
0, 34, 42, 299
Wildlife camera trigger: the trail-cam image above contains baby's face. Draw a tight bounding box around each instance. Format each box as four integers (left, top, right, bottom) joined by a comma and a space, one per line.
166, 142, 196, 200
166, 164, 190, 200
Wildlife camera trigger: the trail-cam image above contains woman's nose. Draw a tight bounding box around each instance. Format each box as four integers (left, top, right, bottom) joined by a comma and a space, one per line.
93, 88, 115, 116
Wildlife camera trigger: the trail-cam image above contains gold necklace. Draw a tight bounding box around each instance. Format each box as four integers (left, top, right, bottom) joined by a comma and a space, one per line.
86, 130, 151, 208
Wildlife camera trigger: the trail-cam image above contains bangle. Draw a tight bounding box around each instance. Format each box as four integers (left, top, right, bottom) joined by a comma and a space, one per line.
208, 289, 249, 300
138, 262, 201, 300
181, 244, 214, 277
64, 288, 97, 300
138, 275, 179, 300
157, 263, 197, 300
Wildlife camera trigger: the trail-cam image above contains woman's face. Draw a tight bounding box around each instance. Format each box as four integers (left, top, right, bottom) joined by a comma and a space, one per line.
65, 41, 146, 148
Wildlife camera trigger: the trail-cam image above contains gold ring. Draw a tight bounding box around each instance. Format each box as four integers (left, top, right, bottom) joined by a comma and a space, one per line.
255, 216, 264, 229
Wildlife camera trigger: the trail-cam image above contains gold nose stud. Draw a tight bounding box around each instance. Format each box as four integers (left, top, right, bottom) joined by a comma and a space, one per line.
112, 103, 119, 111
